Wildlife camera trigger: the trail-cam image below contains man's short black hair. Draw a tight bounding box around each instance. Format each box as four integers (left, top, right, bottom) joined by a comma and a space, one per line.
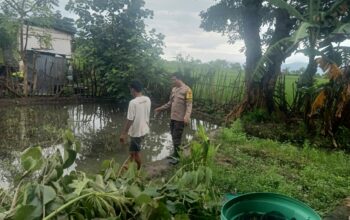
129, 80, 143, 92
172, 72, 183, 80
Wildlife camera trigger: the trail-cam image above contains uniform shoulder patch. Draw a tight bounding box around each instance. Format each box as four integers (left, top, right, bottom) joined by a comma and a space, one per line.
186, 89, 193, 100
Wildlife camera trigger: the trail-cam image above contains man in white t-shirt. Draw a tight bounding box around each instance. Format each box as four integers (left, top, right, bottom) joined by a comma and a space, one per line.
120, 80, 151, 169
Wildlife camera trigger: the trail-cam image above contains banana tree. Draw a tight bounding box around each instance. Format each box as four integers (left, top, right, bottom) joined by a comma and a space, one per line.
251, 0, 350, 141
265, 0, 349, 83
254, 0, 350, 112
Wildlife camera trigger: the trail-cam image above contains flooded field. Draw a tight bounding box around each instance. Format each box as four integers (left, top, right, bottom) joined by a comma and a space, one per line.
0, 102, 217, 187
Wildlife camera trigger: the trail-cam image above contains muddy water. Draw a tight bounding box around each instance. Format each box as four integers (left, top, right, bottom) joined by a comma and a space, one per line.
0, 102, 217, 188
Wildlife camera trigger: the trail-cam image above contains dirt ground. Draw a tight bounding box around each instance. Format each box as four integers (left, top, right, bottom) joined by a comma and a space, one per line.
324, 197, 350, 220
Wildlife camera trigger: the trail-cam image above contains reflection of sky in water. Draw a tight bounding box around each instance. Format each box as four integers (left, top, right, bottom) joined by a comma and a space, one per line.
0, 152, 21, 189
68, 105, 111, 135
0, 103, 218, 187
64, 104, 218, 173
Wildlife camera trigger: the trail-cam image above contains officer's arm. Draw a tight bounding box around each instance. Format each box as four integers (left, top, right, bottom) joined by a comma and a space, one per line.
156, 88, 173, 111
184, 89, 193, 121
158, 100, 171, 111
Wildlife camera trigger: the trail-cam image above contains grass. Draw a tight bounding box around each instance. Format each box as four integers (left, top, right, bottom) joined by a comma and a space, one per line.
211, 121, 350, 216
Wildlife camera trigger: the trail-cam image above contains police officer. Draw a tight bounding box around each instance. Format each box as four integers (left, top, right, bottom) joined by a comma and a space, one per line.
155, 73, 193, 163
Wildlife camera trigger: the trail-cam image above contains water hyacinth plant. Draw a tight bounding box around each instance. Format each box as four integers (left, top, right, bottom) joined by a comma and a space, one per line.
0, 128, 220, 220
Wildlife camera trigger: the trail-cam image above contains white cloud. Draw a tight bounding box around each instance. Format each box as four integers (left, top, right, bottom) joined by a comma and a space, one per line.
285, 53, 308, 64
56, 0, 307, 64
144, 0, 246, 63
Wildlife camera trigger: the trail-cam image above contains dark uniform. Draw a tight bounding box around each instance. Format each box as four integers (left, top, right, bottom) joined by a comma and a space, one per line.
158, 84, 193, 157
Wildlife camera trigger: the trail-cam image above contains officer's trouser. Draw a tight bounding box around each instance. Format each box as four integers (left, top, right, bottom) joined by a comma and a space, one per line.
170, 120, 184, 157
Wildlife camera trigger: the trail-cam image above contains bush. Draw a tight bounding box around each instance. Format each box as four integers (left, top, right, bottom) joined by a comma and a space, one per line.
242, 109, 270, 123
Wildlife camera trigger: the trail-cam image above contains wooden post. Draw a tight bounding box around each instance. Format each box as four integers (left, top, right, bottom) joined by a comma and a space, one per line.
32, 52, 38, 95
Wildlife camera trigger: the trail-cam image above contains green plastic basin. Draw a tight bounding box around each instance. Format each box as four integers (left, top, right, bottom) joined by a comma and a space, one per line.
221, 193, 321, 220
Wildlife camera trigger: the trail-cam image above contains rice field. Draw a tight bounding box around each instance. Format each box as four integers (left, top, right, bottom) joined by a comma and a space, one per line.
163, 60, 328, 107
190, 73, 328, 106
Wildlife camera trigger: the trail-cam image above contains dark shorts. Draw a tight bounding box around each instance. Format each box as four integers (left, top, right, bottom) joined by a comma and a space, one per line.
129, 136, 144, 152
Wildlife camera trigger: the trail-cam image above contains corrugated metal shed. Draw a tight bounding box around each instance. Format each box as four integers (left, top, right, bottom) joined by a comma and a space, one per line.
26, 51, 68, 95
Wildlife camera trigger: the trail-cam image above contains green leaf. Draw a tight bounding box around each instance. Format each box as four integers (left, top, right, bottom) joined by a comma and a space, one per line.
64, 130, 74, 144
94, 174, 105, 189
41, 185, 56, 205
166, 200, 178, 214
127, 185, 141, 198
175, 214, 190, 220
135, 194, 152, 206
62, 149, 77, 169
143, 187, 160, 197
21, 157, 36, 171
332, 23, 350, 35
292, 22, 315, 44
69, 212, 85, 220
101, 160, 111, 171
20, 146, 43, 172
309, 0, 321, 21
149, 202, 171, 220
68, 175, 89, 196
14, 205, 36, 220
268, 0, 305, 21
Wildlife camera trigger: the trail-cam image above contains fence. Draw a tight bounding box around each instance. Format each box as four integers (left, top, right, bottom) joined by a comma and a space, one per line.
191, 70, 244, 106
72, 65, 105, 97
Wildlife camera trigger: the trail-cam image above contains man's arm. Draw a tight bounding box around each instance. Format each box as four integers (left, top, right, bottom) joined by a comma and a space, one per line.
155, 100, 171, 112
184, 88, 193, 125
120, 119, 133, 144
155, 89, 173, 112
120, 101, 135, 144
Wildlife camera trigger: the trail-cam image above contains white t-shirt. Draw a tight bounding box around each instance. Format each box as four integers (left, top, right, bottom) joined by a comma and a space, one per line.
127, 96, 151, 137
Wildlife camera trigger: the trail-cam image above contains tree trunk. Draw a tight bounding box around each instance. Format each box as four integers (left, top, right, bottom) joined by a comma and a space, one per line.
294, 29, 318, 115
226, 7, 294, 121
262, 9, 295, 113
225, 0, 263, 122
242, 0, 262, 85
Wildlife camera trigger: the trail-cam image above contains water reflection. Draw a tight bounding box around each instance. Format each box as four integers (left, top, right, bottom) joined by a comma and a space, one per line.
0, 103, 218, 186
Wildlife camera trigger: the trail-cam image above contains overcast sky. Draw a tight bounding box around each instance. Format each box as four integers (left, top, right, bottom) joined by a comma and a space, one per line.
57, 0, 307, 64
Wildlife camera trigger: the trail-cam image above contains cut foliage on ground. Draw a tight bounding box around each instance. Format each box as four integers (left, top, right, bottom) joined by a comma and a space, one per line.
0, 129, 220, 220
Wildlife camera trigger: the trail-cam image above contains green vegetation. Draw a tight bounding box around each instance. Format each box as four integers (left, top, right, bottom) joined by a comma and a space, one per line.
0, 128, 219, 220
283, 75, 329, 104
160, 57, 244, 107
67, 0, 164, 100
212, 121, 350, 216
163, 56, 330, 109
0, 0, 349, 217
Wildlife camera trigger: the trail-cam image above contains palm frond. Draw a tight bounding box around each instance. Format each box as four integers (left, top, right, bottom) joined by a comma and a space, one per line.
332, 23, 350, 35
292, 22, 316, 44
309, 0, 321, 21
252, 21, 317, 82
252, 37, 295, 82
268, 0, 305, 21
